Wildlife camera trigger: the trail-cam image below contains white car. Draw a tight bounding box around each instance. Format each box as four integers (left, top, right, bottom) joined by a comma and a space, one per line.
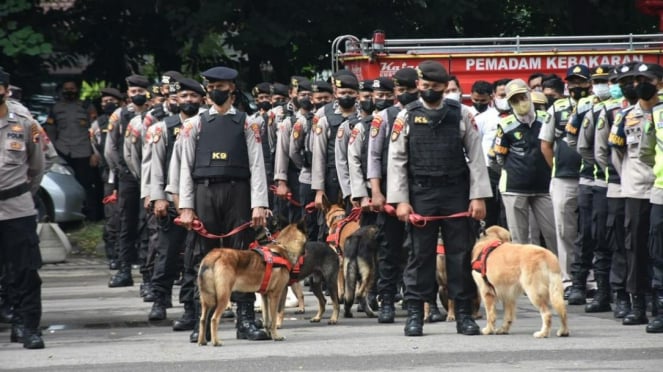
36, 157, 86, 222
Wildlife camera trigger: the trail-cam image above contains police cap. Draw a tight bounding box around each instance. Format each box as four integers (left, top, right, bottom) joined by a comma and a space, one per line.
531, 91, 547, 106
271, 83, 289, 97
201, 66, 238, 82
616, 62, 642, 81
0, 69, 10, 86
565, 64, 590, 81
177, 77, 206, 96
505, 79, 530, 101
393, 68, 418, 88
126, 74, 150, 88
372, 77, 394, 91
334, 74, 359, 90
311, 80, 333, 94
101, 87, 123, 100
252, 82, 272, 97
416, 61, 448, 83
149, 84, 163, 97
359, 80, 374, 92
161, 71, 183, 84
632, 63, 663, 80
591, 65, 612, 81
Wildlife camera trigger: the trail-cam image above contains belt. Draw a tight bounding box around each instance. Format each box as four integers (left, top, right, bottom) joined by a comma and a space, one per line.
0, 183, 30, 201
194, 177, 246, 185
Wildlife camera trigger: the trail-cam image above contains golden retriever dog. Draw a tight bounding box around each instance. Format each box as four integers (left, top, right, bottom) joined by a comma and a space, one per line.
196, 221, 308, 346
471, 225, 569, 338
325, 204, 360, 301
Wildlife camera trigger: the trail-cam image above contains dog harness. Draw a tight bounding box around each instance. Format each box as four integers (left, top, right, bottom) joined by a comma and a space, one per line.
288, 255, 306, 285
471, 240, 503, 293
326, 207, 362, 253
251, 246, 292, 294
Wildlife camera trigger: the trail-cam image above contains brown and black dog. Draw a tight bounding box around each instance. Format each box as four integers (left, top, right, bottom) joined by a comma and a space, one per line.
325, 204, 360, 301
343, 225, 379, 318
471, 225, 569, 338
196, 221, 308, 346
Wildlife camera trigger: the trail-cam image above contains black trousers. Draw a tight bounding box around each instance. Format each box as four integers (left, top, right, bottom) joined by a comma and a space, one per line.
102, 182, 119, 261
376, 212, 405, 297
179, 231, 197, 305
484, 167, 502, 228
571, 184, 595, 282
194, 180, 255, 303
649, 204, 663, 290
317, 168, 343, 241
117, 173, 140, 267
138, 205, 159, 282
151, 204, 189, 299
608, 197, 627, 292
404, 174, 477, 303
0, 216, 42, 329
299, 182, 319, 241
591, 186, 611, 276
625, 198, 652, 294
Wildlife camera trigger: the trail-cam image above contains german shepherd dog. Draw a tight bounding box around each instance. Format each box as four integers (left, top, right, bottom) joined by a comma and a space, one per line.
277, 241, 341, 327
325, 205, 360, 301
471, 226, 569, 338
196, 221, 308, 346
343, 225, 379, 318
434, 252, 482, 322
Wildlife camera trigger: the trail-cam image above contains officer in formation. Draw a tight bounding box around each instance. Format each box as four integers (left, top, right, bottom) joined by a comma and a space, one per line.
387, 61, 492, 336
0, 70, 46, 349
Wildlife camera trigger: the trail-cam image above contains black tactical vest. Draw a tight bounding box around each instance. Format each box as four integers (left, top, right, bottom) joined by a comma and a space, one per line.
258, 112, 273, 176
192, 110, 250, 180
359, 115, 373, 179
500, 117, 551, 194
301, 112, 314, 169
163, 115, 182, 181
552, 101, 581, 179
380, 106, 401, 179
96, 114, 110, 156
406, 100, 467, 178
151, 104, 169, 122
579, 109, 601, 181
324, 103, 348, 169
117, 107, 139, 173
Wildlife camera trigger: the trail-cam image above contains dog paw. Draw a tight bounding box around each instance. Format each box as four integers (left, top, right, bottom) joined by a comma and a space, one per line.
198, 341, 207, 346
295, 308, 305, 314
533, 331, 549, 338
495, 328, 509, 335
273, 335, 286, 341
481, 327, 493, 335
447, 315, 456, 322
328, 319, 338, 325
310, 317, 321, 323
556, 329, 570, 337
212, 341, 223, 347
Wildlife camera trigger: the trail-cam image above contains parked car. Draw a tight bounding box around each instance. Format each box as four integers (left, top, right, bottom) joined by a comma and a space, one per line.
37, 157, 86, 223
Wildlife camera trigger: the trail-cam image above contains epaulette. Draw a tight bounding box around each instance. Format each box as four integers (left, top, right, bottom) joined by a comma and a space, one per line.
576, 95, 595, 114
592, 101, 606, 113
603, 98, 622, 112
405, 100, 422, 111
499, 114, 520, 132
553, 98, 571, 111
535, 110, 550, 121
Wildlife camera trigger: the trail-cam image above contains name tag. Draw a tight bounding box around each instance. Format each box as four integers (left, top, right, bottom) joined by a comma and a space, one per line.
211, 152, 227, 160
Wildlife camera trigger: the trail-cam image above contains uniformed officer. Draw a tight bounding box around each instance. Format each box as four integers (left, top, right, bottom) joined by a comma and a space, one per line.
367, 67, 418, 323
609, 62, 659, 325
146, 77, 206, 324
490, 79, 556, 248
105, 74, 151, 288
311, 80, 334, 111
540, 64, 590, 292
640, 64, 663, 333
177, 66, 270, 342
90, 87, 124, 269
252, 82, 276, 190
0, 70, 46, 349
387, 61, 492, 336
46, 80, 101, 220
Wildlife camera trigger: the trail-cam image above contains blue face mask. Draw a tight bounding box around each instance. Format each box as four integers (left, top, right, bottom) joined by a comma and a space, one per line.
609, 84, 623, 100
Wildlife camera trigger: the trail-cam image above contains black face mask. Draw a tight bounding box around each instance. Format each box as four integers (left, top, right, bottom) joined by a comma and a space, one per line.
473, 102, 489, 113
621, 83, 638, 102
299, 98, 313, 111
131, 94, 147, 106
421, 89, 443, 104
359, 99, 374, 113
569, 86, 590, 101
314, 101, 328, 110
338, 95, 356, 109
257, 101, 272, 111
397, 91, 419, 106
636, 81, 658, 100
180, 102, 200, 116
546, 95, 557, 108
168, 103, 180, 114
374, 98, 393, 111
210, 89, 230, 106
102, 103, 118, 115
63, 91, 77, 101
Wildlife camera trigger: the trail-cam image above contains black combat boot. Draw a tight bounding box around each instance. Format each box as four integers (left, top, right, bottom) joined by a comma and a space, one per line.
377, 294, 395, 324
142, 283, 156, 302
22, 328, 44, 349
427, 300, 446, 322
623, 293, 649, 325
567, 283, 587, 305
585, 275, 611, 313
189, 302, 211, 343
0, 302, 13, 324
646, 291, 663, 333
173, 302, 196, 331
108, 264, 133, 288
148, 295, 167, 321
403, 300, 424, 337
10, 323, 24, 343
613, 290, 631, 319
236, 301, 270, 340
456, 299, 480, 335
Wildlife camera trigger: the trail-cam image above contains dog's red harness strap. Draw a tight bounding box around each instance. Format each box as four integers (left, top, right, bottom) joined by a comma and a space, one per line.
471, 240, 502, 292
252, 246, 292, 294
326, 207, 361, 255
173, 218, 252, 240
288, 255, 305, 285
382, 204, 470, 227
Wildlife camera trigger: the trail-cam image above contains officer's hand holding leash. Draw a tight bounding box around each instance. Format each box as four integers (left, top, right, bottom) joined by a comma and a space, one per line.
360, 196, 371, 212
370, 190, 386, 212
275, 181, 290, 198
178, 208, 198, 230
252, 207, 268, 228
314, 190, 327, 210
143, 196, 152, 211
468, 199, 487, 221
153, 199, 169, 218
396, 202, 414, 223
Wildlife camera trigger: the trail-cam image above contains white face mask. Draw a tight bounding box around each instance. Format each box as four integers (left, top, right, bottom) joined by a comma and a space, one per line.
444, 92, 461, 102
592, 83, 610, 99
494, 97, 510, 111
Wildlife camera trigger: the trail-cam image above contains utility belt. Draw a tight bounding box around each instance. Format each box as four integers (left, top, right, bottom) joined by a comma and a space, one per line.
194, 176, 247, 185
409, 171, 469, 187
0, 183, 30, 201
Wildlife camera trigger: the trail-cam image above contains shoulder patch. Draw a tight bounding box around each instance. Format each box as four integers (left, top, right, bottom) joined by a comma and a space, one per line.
391, 117, 404, 142
292, 121, 302, 139
31, 123, 40, 143
349, 127, 360, 145
596, 116, 606, 130
153, 126, 162, 143
337, 127, 344, 139
250, 122, 262, 143
370, 115, 382, 137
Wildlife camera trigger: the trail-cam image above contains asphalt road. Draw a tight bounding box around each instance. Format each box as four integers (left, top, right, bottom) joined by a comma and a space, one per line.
1, 257, 661, 372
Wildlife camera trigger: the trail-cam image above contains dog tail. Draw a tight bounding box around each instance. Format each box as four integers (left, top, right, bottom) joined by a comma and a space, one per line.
343, 235, 360, 311
198, 258, 217, 312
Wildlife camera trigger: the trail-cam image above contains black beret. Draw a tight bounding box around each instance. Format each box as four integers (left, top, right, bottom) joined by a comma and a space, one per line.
126, 74, 150, 88
298, 79, 312, 92
271, 83, 289, 96
0, 69, 10, 86
201, 66, 238, 82
311, 80, 333, 94
290, 76, 310, 89
334, 74, 359, 90
372, 77, 394, 91
101, 87, 123, 100
416, 61, 448, 83
393, 68, 418, 88
161, 71, 183, 84
252, 82, 272, 97
333, 69, 355, 79
177, 77, 206, 96
149, 84, 163, 97
359, 80, 373, 92
631, 62, 663, 80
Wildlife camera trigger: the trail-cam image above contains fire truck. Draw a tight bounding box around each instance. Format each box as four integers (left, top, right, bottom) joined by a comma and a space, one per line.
332, 31, 663, 93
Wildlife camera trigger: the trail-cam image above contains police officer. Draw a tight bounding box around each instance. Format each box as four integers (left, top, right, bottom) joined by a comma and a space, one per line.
90, 87, 124, 269
609, 62, 659, 325
0, 70, 46, 349
105, 74, 151, 288
540, 64, 590, 293
387, 61, 492, 336
367, 67, 418, 323
252, 82, 276, 190
146, 77, 206, 324
177, 66, 270, 342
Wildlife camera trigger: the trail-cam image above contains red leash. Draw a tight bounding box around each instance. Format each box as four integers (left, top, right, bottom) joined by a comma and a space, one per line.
382, 204, 470, 227
173, 217, 252, 239
102, 193, 117, 205
269, 185, 302, 207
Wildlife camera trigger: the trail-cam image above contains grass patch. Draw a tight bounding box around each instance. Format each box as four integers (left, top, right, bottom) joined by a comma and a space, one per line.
63, 220, 105, 257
